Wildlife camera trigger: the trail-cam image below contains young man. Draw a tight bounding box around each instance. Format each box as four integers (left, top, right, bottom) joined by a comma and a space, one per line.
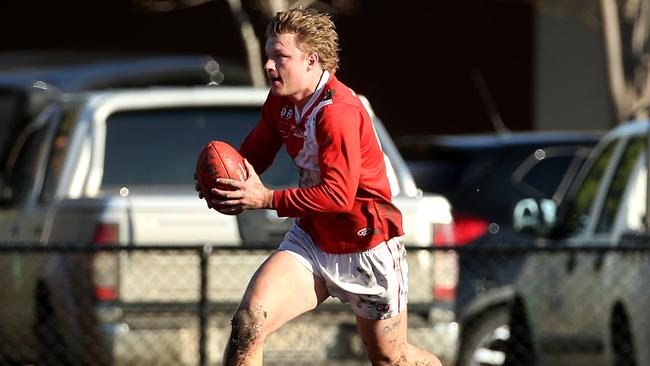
201, 8, 443, 366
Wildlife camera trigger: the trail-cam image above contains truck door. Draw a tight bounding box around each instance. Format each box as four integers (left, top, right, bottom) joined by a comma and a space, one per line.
563, 136, 644, 365
534, 138, 619, 366
0, 103, 62, 358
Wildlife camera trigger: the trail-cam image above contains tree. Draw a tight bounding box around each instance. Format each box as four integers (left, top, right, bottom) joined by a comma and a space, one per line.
131, 0, 324, 87
539, 0, 650, 123
601, 0, 650, 121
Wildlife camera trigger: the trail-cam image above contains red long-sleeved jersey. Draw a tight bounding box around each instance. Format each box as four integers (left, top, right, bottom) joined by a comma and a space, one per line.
239, 72, 403, 254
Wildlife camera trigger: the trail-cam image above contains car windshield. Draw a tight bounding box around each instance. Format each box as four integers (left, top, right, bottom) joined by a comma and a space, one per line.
398, 143, 492, 195
102, 107, 298, 191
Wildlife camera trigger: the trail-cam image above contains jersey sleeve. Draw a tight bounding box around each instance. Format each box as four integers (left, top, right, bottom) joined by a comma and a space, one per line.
273, 103, 362, 216
238, 99, 283, 175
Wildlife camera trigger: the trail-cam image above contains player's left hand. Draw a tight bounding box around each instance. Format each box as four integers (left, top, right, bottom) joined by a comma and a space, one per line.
210, 159, 274, 214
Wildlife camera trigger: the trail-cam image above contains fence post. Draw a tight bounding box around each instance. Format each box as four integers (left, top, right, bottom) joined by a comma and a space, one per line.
199, 244, 212, 366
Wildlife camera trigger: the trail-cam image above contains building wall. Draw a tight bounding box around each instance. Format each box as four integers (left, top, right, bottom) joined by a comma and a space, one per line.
534, 2, 615, 131
1, 0, 535, 137
333, 1, 534, 137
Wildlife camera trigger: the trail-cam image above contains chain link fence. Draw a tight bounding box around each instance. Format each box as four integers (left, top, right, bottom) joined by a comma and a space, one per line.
0, 243, 645, 366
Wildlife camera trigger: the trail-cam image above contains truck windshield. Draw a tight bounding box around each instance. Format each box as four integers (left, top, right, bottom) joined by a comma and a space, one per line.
102, 107, 298, 191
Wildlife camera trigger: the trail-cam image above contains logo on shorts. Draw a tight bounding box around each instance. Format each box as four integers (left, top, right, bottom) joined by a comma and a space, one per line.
357, 228, 374, 237
376, 303, 391, 312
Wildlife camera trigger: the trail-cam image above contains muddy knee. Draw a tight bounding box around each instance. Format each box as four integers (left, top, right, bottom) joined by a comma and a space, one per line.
229, 307, 267, 347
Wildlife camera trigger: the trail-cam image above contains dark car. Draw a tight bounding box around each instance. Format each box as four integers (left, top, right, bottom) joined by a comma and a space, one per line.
395, 130, 603, 366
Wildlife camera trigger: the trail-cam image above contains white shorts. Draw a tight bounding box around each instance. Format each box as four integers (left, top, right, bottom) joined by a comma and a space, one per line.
278, 224, 409, 320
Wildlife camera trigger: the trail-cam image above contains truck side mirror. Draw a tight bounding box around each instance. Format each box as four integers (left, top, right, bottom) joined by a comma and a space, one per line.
513, 198, 557, 236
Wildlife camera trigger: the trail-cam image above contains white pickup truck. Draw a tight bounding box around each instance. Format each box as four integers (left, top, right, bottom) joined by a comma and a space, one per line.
0, 86, 456, 365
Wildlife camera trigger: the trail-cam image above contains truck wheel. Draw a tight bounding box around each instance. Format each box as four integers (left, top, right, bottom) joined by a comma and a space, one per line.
33, 283, 77, 366
457, 307, 510, 366
611, 308, 637, 366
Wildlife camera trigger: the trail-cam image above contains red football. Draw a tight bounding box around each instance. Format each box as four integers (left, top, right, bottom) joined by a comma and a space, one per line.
195, 141, 248, 204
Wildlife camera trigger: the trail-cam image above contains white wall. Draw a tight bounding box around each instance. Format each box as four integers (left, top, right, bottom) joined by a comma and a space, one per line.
534, 3, 616, 131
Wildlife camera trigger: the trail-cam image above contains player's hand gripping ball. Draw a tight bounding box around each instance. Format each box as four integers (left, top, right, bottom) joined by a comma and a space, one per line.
195, 141, 248, 209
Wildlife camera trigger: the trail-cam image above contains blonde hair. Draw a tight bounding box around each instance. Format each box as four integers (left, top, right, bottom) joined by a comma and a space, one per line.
266, 8, 340, 72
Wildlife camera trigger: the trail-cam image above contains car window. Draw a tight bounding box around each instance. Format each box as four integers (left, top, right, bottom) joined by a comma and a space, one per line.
564, 139, 618, 237
0, 116, 51, 206
39, 107, 81, 203
398, 144, 476, 194
514, 147, 582, 198
621, 157, 646, 234
595, 137, 645, 233
101, 107, 298, 192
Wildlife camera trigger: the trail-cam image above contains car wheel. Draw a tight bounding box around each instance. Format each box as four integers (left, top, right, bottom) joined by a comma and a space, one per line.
503, 300, 536, 366
457, 307, 510, 366
33, 282, 78, 366
611, 307, 637, 366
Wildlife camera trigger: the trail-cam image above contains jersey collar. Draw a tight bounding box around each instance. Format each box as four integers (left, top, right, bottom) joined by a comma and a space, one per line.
294, 70, 330, 122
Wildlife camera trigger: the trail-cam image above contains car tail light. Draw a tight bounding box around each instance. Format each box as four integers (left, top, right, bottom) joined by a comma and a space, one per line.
430, 212, 488, 303
434, 212, 490, 246
433, 285, 457, 302
450, 212, 489, 245
430, 221, 458, 303
92, 223, 119, 245
432, 222, 455, 246
92, 223, 119, 302
431, 247, 459, 303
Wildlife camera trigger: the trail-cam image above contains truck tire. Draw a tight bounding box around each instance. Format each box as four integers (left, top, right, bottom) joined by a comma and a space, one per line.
457, 307, 510, 366
34, 282, 78, 366
611, 307, 637, 366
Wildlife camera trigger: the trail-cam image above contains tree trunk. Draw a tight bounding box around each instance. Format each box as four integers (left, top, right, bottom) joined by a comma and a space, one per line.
600, 0, 650, 122
226, 0, 267, 87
